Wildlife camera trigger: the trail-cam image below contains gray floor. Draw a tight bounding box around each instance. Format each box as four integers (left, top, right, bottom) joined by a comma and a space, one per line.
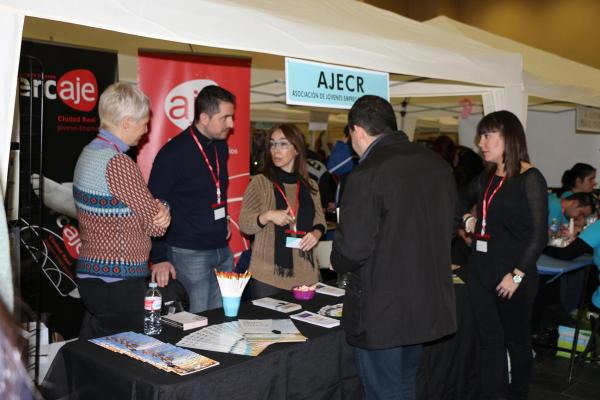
530, 356, 600, 400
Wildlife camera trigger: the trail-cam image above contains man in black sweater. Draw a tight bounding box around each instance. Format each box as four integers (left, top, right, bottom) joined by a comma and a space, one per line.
331, 95, 457, 400
148, 86, 235, 313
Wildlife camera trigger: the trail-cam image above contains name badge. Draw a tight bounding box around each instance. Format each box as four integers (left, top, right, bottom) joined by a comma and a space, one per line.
285, 236, 302, 248
212, 202, 226, 220
476, 240, 488, 253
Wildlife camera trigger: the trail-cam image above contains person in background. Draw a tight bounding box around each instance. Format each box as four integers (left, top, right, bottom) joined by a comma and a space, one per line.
313, 130, 329, 162
461, 110, 547, 400
545, 193, 595, 315
544, 220, 600, 314
331, 95, 457, 400
149, 85, 235, 313
552, 164, 597, 238
306, 145, 336, 212
547, 192, 594, 232
431, 134, 484, 192
251, 129, 267, 175
327, 125, 357, 208
239, 123, 326, 299
73, 83, 170, 338
556, 163, 596, 198
431, 136, 485, 272
431, 134, 456, 167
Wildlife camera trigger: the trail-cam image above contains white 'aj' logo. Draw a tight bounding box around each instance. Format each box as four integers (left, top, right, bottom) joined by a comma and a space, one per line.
164, 79, 217, 129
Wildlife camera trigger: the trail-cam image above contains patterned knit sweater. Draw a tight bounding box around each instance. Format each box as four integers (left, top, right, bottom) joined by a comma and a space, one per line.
73, 139, 166, 279
239, 174, 326, 289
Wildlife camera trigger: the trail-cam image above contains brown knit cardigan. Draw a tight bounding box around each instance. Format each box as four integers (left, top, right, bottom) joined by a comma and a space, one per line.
239, 174, 326, 290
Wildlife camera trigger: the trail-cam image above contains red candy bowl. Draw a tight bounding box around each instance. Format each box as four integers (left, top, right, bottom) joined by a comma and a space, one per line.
292, 285, 316, 301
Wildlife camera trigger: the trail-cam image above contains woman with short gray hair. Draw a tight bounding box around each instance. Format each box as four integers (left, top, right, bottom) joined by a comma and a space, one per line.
73, 82, 171, 338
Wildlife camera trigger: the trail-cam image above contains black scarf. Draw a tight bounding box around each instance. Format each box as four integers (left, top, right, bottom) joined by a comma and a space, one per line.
272, 168, 315, 276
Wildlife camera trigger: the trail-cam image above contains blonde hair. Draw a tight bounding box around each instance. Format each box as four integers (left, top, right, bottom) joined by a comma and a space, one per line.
98, 82, 150, 131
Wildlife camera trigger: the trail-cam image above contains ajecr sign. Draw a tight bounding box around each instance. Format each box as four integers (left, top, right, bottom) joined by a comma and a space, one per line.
285, 58, 389, 109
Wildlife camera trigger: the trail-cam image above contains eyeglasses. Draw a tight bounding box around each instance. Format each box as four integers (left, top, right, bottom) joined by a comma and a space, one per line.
270, 141, 293, 150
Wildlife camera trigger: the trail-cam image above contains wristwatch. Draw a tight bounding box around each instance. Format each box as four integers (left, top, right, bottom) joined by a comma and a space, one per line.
511, 272, 523, 284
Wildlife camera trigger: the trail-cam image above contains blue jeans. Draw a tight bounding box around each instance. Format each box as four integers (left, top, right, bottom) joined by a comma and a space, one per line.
166, 245, 233, 313
354, 344, 423, 400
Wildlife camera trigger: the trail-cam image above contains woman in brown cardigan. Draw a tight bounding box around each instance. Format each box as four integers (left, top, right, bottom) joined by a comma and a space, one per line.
240, 123, 326, 299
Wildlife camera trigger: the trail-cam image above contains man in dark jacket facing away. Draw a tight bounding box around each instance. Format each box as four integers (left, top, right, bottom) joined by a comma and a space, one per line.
331, 95, 457, 400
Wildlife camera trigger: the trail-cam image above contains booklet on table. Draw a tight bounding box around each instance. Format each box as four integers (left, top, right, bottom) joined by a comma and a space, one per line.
314, 283, 345, 297
252, 297, 302, 313
290, 311, 340, 328
239, 319, 307, 342
162, 312, 208, 330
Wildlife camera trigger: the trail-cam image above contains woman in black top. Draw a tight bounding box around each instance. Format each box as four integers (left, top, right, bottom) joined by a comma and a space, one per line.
461, 111, 548, 400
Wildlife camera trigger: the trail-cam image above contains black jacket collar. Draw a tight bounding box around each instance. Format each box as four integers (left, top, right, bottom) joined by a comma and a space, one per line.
360, 129, 409, 162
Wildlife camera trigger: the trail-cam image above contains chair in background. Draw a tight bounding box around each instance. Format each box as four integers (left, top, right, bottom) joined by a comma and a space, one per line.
577, 310, 600, 362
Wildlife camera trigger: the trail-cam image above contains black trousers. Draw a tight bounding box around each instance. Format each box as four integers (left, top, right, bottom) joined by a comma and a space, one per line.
468, 273, 538, 400
77, 277, 147, 339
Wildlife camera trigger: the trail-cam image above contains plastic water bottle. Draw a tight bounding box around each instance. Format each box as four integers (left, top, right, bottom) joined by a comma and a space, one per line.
568, 218, 575, 235
143, 282, 162, 335
549, 218, 559, 239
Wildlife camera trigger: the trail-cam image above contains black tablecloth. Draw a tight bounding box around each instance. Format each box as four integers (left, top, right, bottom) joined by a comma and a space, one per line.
417, 283, 479, 400
41, 292, 362, 400
42, 287, 478, 400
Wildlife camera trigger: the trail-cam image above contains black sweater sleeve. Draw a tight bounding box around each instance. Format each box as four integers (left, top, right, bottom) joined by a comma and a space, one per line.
543, 238, 592, 260
517, 169, 548, 275
148, 146, 177, 264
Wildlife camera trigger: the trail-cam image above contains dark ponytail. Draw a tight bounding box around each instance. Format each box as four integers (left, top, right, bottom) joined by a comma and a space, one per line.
558, 163, 595, 196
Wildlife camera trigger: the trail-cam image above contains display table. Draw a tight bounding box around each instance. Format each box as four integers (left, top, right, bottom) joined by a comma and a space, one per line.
43, 253, 588, 400
41, 292, 361, 400
536, 254, 593, 283
42, 285, 477, 400
417, 282, 478, 400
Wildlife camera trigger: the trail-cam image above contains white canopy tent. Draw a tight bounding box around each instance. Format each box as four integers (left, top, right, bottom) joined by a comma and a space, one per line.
425, 16, 600, 108
388, 80, 523, 123
405, 16, 600, 186
389, 15, 600, 137
0, 0, 526, 197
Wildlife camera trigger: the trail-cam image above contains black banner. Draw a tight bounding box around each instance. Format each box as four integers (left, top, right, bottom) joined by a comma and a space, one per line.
18, 41, 117, 339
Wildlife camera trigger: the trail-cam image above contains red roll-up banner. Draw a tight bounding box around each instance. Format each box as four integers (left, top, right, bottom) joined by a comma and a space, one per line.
137, 52, 251, 261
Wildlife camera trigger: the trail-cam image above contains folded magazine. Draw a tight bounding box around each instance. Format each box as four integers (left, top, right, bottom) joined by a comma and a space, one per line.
90, 331, 219, 375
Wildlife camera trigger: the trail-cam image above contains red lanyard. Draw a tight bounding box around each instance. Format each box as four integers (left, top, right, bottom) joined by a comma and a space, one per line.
560, 199, 566, 225
273, 180, 301, 233
189, 127, 221, 204
95, 135, 121, 153
481, 175, 505, 236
